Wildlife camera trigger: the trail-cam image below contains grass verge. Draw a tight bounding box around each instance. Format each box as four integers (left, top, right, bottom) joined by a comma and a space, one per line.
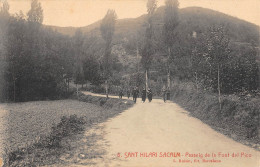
3, 92, 134, 167
171, 82, 260, 150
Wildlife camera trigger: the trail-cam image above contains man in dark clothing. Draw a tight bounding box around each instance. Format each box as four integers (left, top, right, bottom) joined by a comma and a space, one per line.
119, 89, 123, 99
141, 88, 146, 103
132, 87, 139, 103
132, 88, 135, 101
127, 89, 130, 99
147, 88, 153, 102
162, 87, 166, 102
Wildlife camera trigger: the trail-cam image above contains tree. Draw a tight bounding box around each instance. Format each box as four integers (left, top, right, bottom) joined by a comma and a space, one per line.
141, 0, 157, 92
163, 0, 179, 92
2, 1, 73, 102
0, 0, 10, 101
0, 0, 9, 17
205, 26, 230, 109
5, 15, 28, 101
100, 9, 117, 98
27, 0, 43, 24
83, 56, 103, 85
73, 29, 85, 91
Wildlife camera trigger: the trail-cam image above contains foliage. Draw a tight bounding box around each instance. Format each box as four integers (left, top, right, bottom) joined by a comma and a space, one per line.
100, 9, 117, 97
163, 0, 180, 89
0, 0, 9, 17
163, 0, 179, 47
0, 1, 259, 101
27, 0, 43, 24
48, 6, 259, 97
4, 115, 86, 167
141, 0, 157, 71
100, 9, 117, 75
3, 93, 134, 166
83, 56, 103, 85
129, 72, 145, 88
73, 29, 85, 85
191, 26, 259, 95
171, 82, 260, 146
146, 0, 157, 15
0, 1, 73, 102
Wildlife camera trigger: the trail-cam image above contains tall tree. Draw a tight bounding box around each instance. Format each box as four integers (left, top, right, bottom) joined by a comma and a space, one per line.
163, 0, 179, 92
27, 0, 43, 24
73, 29, 85, 92
0, 0, 9, 17
205, 26, 230, 109
5, 15, 27, 101
0, 0, 10, 101
141, 0, 157, 91
100, 9, 117, 98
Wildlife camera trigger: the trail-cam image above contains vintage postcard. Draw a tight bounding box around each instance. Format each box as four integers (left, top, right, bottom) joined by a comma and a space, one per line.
0, 0, 259, 166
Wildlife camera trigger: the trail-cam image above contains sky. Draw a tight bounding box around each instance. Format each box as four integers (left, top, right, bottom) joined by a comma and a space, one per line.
3, 0, 260, 27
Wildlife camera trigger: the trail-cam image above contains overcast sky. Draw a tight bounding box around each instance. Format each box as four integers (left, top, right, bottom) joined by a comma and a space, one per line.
4, 0, 260, 27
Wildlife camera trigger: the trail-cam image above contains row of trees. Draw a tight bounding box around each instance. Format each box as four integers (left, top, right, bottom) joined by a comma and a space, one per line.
0, 0, 123, 101
0, 0, 71, 101
140, 0, 180, 95
0, 0, 258, 102
191, 29, 259, 94
138, 0, 258, 108
97, 0, 259, 103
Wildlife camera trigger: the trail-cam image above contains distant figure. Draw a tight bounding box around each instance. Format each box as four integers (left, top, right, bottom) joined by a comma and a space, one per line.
147, 88, 153, 102
119, 89, 123, 99
166, 87, 170, 100
132, 87, 139, 103
127, 89, 130, 99
162, 87, 166, 102
141, 88, 146, 103
132, 88, 135, 101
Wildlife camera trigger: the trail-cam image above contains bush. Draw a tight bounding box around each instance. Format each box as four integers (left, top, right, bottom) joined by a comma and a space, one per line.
4, 115, 86, 167
171, 82, 260, 146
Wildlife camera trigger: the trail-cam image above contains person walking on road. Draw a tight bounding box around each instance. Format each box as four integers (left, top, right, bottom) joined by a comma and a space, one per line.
147, 88, 153, 102
127, 89, 130, 99
141, 88, 146, 103
119, 89, 123, 99
132, 87, 139, 103
162, 87, 166, 103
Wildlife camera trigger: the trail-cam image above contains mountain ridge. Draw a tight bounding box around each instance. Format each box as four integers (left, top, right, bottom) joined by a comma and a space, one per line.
46, 6, 259, 40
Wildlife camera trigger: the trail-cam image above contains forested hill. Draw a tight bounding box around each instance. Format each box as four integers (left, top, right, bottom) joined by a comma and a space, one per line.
48, 6, 259, 44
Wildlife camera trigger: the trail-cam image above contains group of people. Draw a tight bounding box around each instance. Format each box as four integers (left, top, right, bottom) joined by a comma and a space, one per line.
119, 87, 153, 103
119, 86, 170, 103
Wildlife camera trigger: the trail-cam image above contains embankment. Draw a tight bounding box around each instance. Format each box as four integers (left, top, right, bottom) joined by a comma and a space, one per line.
3, 92, 134, 167
171, 83, 260, 150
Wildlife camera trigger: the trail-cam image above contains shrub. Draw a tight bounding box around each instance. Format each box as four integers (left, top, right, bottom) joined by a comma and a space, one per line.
171, 82, 260, 146
4, 115, 86, 167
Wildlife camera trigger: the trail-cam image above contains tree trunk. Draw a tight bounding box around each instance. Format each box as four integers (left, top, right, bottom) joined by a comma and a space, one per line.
217, 64, 221, 110
167, 47, 171, 90
145, 69, 148, 96
105, 80, 108, 98
67, 79, 69, 92
195, 72, 198, 93
13, 77, 16, 102
137, 46, 139, 73
76, 83, 78, 98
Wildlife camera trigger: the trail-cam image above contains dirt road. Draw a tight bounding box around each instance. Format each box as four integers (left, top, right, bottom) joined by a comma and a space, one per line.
78, 93, 259, 167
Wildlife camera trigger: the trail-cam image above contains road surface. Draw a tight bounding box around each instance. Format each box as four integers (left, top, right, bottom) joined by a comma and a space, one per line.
79, 92, 260, 167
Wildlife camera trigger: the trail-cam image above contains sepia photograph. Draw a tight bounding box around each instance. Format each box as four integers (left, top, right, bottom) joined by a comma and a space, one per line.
0, 0, 259, 166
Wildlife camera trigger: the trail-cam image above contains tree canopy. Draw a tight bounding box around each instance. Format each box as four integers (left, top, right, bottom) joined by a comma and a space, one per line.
27, 0, 43, 24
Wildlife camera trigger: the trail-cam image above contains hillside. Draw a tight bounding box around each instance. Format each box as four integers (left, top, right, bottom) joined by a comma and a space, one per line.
47, 6, 260, 77
48, 6, 260, 45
